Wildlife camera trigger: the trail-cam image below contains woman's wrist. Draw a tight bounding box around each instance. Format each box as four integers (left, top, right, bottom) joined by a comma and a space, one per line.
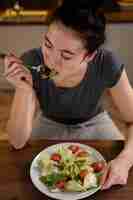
118, 124, 133, 170
15, 87, 37, 104
117, 149, 133, 170
15, 86, 34, 95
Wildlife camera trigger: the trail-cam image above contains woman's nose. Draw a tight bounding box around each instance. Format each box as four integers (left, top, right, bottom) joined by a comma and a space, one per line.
51, 54, 62, 70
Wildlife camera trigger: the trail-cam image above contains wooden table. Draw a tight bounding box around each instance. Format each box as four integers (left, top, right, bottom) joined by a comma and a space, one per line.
0, 140, 133, 200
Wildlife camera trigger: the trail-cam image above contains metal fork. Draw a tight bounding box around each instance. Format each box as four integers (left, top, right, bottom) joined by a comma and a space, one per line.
0, 52, 57, 79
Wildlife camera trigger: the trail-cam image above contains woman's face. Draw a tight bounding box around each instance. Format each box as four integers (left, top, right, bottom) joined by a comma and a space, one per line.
41, 21, 94, 79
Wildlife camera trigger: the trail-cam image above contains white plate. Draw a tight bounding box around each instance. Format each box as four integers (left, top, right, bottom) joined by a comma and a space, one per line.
30, 142, 106, 200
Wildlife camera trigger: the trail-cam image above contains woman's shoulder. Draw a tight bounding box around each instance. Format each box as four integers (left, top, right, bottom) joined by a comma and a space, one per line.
96, 47, 117, 60
97, 47, 124, 88
99, 47, 124, 63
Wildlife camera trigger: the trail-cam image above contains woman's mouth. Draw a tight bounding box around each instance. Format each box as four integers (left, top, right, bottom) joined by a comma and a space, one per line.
40, 65, 59, 79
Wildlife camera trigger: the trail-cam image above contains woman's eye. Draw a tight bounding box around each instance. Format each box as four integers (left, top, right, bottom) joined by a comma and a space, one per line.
62, 55, 72, 60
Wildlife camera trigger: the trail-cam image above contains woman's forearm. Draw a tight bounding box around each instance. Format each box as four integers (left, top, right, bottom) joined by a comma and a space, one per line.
7, 88, 37, 149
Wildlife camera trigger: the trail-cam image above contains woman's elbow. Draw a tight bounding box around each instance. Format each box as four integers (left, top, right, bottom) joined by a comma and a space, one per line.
9, 140, 27, 150
7, 127, 31, 150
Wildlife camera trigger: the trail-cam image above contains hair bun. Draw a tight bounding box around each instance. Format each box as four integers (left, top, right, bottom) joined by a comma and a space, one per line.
56, 0, 106, 32
61, 0, 104, 12
53, 0, 106, 53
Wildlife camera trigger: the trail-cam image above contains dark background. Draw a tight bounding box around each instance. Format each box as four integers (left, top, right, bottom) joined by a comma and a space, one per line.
0, 0, 119, 11
0, 0, 60, 10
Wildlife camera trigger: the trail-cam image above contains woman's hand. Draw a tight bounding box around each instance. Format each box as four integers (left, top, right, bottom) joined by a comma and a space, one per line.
101, 155, 131, 190
4, 53, 33, 91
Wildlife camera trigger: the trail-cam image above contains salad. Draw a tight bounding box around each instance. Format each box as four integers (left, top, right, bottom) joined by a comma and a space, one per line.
26, 64, 58, 79
37, 144, 105, 192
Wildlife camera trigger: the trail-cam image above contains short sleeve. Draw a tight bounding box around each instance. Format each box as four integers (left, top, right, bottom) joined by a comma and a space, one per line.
20, 48, 41, 66
101, 49, 124, 88
20, 48, 42, 95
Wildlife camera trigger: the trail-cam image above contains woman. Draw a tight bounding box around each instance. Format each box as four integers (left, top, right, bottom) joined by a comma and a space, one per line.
4, 0, 133, 190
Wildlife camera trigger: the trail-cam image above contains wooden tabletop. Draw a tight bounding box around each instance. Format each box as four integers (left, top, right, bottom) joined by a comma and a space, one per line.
0, 139, 133, 200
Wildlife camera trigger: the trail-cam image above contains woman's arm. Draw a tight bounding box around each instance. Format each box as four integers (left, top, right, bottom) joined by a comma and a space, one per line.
101, 69, 133, 189
4, 54, 39, 149
109, 69, 133, 163
7, 88, 37, 149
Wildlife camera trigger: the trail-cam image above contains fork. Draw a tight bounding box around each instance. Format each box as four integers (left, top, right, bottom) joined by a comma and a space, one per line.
0, 52, 57, 79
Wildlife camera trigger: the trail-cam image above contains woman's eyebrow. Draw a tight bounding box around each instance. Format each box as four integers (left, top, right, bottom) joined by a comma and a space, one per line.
44, 35, 53, 46
45, 35, 76, 55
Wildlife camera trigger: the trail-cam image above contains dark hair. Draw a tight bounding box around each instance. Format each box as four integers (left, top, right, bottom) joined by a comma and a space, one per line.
52, 0, 106, 53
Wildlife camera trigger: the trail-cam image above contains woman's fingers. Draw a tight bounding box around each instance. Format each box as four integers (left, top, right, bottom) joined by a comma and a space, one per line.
102, 171, 127, 190
7, 69, 25, 78
7, 69, 31, 81
4, 62, 30, 77
5, 62, 33, 87
101, 168, 116, 190
4, 54, 23, 71
4, 53, 33, 90
101, 158, 129, 190
100, 163, 110, 187
6, 71, 32, 87
4, 63, 20, 77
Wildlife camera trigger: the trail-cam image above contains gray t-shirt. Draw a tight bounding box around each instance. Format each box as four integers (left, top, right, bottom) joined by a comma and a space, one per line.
21, 47, 124, 124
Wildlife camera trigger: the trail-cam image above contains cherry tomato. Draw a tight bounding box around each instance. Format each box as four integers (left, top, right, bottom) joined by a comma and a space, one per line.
68, 145, 80, 154
56, 180, 65, 189
79, 170, 88, 179
51, 153, 61, 162
91, 161, 105, 172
